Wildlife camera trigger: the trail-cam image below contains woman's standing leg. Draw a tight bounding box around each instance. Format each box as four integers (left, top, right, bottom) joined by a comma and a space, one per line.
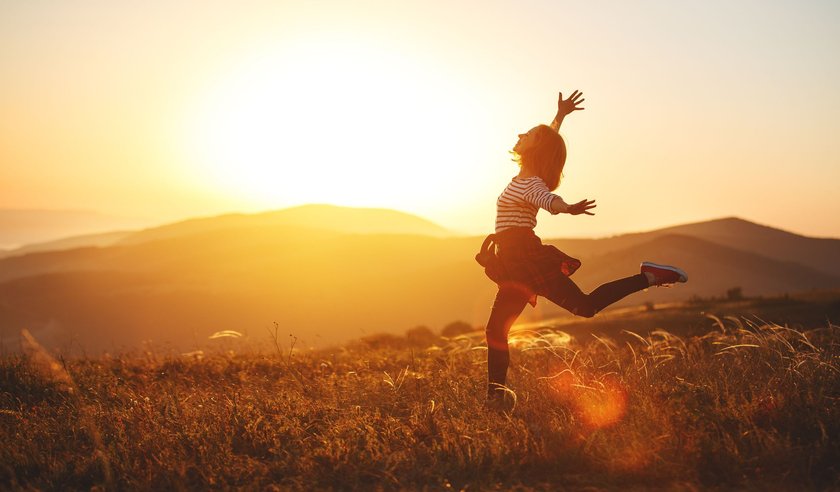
484, 284, 531, 397
542, 273, 649, 318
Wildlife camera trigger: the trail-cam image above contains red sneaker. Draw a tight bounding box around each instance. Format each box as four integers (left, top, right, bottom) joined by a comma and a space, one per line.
641, 262, 688, 286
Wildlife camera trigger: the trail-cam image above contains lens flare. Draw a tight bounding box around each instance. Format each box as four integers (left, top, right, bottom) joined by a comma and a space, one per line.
548, 370, 628, 429
577, 377, 627, 429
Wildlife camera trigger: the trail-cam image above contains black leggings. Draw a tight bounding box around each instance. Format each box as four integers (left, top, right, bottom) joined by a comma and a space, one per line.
485, 273, 648, 395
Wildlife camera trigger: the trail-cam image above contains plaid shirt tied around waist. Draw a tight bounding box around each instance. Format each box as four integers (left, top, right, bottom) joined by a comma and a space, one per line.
475, 227, 581, 306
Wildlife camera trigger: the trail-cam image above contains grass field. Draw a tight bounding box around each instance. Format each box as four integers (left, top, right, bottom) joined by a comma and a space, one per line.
2, 300, 839, 490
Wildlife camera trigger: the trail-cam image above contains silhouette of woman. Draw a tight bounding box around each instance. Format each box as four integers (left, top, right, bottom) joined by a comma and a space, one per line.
476, 90, 688, 404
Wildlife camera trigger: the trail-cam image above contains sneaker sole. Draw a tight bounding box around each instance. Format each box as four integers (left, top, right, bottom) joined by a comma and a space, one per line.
641, 261, 688, 283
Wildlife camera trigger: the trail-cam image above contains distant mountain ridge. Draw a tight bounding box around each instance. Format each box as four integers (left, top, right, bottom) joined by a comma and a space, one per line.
0, 231, 133, 260
116, 204, 450, 247
575, 233, 840, 302
546, 217, 840, 277
0, 204, 449, 259
657, 217, 840, 276
4, 207, 837, 273
1, 207, 838, 352
0, 209, 150, 250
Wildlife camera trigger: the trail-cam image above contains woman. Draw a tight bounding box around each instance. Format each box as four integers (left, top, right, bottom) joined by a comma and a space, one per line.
476, 90, 687, 403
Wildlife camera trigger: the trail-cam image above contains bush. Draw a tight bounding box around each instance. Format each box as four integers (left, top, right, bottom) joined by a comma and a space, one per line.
405, 325, 439, 347
358, 332, 404, 349
440, 320, 475, 338
727, 287, 744, 301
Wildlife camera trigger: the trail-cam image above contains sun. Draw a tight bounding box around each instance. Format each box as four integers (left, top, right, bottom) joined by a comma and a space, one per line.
180, 36, 483, 215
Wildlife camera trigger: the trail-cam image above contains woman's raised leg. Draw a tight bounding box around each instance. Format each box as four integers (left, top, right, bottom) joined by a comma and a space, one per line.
542, 273, 649, 318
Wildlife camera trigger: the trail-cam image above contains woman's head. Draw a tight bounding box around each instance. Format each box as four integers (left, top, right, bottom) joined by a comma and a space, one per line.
511, 124, 566, 191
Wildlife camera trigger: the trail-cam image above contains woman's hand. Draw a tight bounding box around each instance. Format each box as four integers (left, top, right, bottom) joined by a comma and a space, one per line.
567, 198, 596, 216
550, 90, 585, 131
557, 90, 585, 116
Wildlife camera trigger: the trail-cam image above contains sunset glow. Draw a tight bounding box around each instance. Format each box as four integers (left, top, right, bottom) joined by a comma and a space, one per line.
1, 1, 839, 237
1, 4, 839, 489
180, 35, 485, 213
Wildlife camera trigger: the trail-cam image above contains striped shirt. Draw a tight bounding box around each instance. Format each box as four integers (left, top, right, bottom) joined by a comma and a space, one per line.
495, 176, 565, 232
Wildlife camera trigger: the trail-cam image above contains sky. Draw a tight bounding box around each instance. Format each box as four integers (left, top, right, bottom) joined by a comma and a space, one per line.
1, 0, 839, 239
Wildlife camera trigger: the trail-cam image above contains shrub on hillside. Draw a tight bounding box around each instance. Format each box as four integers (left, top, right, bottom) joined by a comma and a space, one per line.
405, 325, 439, 347
357, 332, 405, 350
441, 320, 474, 338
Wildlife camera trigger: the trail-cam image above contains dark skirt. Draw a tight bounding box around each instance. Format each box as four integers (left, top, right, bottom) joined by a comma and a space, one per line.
475, 227, 581, 306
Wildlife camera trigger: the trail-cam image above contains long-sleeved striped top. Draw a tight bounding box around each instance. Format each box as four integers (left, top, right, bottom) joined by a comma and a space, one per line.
495, 176, 565, 233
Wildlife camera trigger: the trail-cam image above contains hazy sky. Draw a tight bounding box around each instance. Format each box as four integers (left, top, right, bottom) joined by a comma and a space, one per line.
2, 0, 839, 238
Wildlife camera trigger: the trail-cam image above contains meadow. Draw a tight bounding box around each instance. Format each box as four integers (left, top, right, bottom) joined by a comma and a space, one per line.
2, 310, 839, 490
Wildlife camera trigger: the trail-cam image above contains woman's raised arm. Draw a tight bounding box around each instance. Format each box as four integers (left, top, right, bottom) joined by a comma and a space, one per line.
550, 90, 585, 132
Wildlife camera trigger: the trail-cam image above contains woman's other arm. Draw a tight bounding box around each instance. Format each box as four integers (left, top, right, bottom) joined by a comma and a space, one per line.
550, 90, 585, 132
554, 197, 596, 216
523, 179, 596, 216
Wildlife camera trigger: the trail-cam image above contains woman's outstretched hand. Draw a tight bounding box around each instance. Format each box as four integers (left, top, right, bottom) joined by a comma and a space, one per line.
551, 90, 585, 131
557, 90, 585, 116
568, 198, 596, 216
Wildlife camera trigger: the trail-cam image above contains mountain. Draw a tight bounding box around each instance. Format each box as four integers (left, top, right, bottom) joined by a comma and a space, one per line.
546, 217, 840, 276
0, 209, 150, 250
0, 230, 132, 260
0, 204, 448, 262
0, 206, 453, 284
0, 225, 482, 352
659, 218, 840, 276
576, 233, 838, 300
0, 208, 837, 352
116, 204, 450, 247
531, 231, 840, 319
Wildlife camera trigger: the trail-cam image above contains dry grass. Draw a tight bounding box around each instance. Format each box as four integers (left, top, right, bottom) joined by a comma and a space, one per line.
1, 318, 839, 490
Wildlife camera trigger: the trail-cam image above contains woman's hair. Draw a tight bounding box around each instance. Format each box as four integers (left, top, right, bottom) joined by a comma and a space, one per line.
511, 124, 567, 191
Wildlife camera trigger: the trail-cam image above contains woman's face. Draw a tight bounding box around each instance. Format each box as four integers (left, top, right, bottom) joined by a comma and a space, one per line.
513, 126, 540, 154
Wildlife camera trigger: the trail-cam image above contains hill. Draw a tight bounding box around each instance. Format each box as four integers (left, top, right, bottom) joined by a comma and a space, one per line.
0, 230, 132, 260
0, 207, 838, 352
547, 217, 840, 276
0, 209, 149, 250
532, 233, 840, 319
116, 204, 450, 247
0, 225, 482, 351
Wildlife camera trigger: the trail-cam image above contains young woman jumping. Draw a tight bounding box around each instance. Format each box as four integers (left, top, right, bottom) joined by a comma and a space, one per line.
476, 90, 688, 402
